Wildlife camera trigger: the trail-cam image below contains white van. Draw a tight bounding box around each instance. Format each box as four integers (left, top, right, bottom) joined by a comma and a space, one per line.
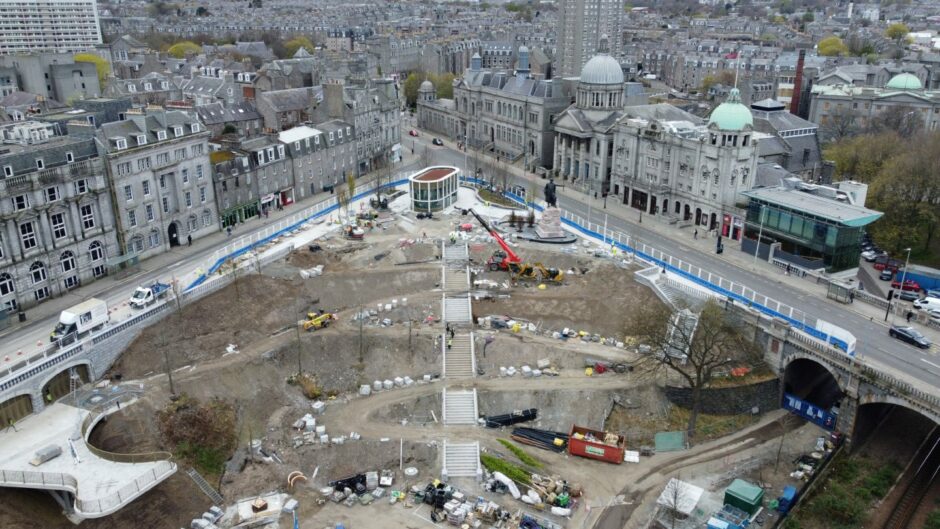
913, 297, 940, 311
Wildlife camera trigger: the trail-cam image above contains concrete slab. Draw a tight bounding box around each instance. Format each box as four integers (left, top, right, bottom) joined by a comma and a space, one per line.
0, 400, 176, 520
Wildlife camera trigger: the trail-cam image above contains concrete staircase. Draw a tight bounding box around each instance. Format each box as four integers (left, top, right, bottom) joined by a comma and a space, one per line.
443, 266, 470, 292
443, 333, 475, 378
442, 388, 478, 425
442, 242, 469, 264
186, 468, 223, 505
442, 441, 482, 481
442, 295, 473, 325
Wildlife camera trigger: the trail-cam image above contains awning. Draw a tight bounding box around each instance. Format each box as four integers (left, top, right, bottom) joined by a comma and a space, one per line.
261, 194, 275, 204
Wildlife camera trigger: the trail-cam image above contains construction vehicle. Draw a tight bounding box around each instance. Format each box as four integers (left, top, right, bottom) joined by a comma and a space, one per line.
535, 263, 564, 283
302, 310, 336, 331
468, 209, 556, 282
129, 281, 171, 309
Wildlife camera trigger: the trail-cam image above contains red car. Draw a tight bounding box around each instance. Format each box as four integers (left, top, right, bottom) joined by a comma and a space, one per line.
892, 278, 921, 292
408, 129, 419, 137
874, 256, 903, 272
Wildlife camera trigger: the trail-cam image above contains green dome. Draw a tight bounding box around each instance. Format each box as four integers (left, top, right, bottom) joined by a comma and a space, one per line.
886, 73, 922, 91
708, 88, 753, 131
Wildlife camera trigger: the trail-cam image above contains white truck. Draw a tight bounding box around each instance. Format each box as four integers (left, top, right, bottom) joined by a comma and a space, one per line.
129, 282, 171, 309
50, 298, 109, 344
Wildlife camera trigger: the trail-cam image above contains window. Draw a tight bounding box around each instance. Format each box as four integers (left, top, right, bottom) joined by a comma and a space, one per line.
80, 204, 95, 229
116, 138, 127, 150
149, 231, 160, 248
188, 217, 197, 232
266, 147, 275, 161
50, 212, 67, 239
89, 241, 103, 262
329, 132, 334, 141
45, 186, 59, 202
20, 221, 36, 250
196, 165, 204, 179
117, 161, 132, 175
60, 251, 76, 273
338, 129, 343, 139
131, 237, 144, 253
346, 126, 351, 136
137, 157, 151, 171
174, 148, 186, 160
0, 273, 13, 297
185, 191, 192, 208
128, 209, 137, 227
277, 145, 285, 158
156, 153, 169, 165
182, 168, 189, 184
13, 194, 29, 210
66, 151, 74, 163
145, 204, 155, 222
136, 134, 147, 146
64, 275, 79, 289
2, 165, 11, 177
36, 159, 44, 170
162, 196, 170, 213
159, 174, 168, 189
192, 144, 204, 156
124, 185, 133, 201
142, 180, 151, 196
157, 130, 166, 140
191, 123, 200, 133
294, 141, 301, 150
34, 286, 49, 302
202, 210, 212, 227
0, 234, 3, 259
199, 186, 207, 203
30, 262, 46, 284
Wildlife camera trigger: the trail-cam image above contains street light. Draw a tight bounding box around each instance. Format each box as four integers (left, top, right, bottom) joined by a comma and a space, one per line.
752, 205, 766, 265
890, 247, 913, 324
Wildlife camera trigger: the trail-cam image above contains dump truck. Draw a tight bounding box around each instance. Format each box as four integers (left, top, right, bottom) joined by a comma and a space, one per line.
129, 281, 171, 309
568, 424, 626, 464
51, 298, 109, 344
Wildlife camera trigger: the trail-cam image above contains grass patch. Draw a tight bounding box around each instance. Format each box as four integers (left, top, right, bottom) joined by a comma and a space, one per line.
478, 188, 520, 208
497, 439, 542, 468
925, 509, 940, 529
480, 453, 531, 485
157, 394, 237, 481
786, 453, 901, 529
667, 407, 760, 442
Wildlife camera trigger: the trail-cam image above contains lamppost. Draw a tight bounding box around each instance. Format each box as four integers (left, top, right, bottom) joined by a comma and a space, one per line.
752, 204, 766, 265
889, 247, 913, 323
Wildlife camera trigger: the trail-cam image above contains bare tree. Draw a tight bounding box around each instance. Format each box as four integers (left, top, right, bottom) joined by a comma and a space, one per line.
867, 105, 924, 138
336, 187, 349, 220
820, 106, 860, 143
659, 477, 692, 529
626, 299, 762, 443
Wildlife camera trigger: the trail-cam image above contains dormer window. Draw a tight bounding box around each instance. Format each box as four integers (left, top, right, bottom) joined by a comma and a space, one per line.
174, 126, 183, 137
257, 151, 265, 164
136, 134, 147, 146
3, 165, 12, 177
161, 81, 169, 90
66, 151, 74, 163
329, 132, 334, 141
144, 83, 152, 91
127, 83, 137, 92
191, 123, 200, 133
277, 145, 285, 158
36, 159, 44, 170
338, 129, 343, 139
116, 138, 127, 150
156, 130, 167, 141
346, 126, 351, 136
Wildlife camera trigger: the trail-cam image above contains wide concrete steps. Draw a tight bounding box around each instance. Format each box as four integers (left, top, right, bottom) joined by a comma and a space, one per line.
444, 333, 475, 378
443, 266, 470, 292
442, 295, 473, 325
443, 242, 469, 264
442, 441, 481, 480
442, 388, 478, 425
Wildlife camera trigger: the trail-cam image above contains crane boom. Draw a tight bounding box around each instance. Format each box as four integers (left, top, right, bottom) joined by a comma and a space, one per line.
468, 209, 521, 264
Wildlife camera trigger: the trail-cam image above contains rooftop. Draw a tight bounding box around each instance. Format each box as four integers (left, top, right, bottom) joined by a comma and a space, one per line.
742, 186, 883, 227
410, 166, 458, 182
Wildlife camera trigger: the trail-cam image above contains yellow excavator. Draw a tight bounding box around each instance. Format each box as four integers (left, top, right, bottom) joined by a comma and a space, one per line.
302, 310, 336, 331
535, 263, 564, 283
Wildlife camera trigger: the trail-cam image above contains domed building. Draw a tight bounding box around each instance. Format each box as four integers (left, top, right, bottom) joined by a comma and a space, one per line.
809, 70, 940, 137
552, 38, 646, 196
707, 88, 753, 132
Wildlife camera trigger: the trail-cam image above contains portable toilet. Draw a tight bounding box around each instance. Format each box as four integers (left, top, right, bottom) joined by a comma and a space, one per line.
777, 485, 798, 513
724, 479, 764, 515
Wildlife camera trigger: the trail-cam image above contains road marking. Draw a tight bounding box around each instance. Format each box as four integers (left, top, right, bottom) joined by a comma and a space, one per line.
922, 358, 940, 370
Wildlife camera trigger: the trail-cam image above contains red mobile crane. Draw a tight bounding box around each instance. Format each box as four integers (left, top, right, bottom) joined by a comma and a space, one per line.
468, 209, 538, 280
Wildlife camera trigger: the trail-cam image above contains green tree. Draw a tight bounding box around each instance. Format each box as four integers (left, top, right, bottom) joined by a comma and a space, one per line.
167, 41, 202, 59
403, 72, 424, 107
817, 36, 848, 57
73, 53, 110, 87
802, 12, 814, 22
885, 22, 910, 45
284, 36, 314, 57
433, 73, 456, 99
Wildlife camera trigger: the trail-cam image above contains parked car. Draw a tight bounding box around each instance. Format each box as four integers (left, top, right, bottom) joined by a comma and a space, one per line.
874, 256, 904, 272
926, 289, 940, 299
879, 269, 894, 281
892, 278, 922, 292
408, 129, 419, 137
889, 325, 932, 349
914, 297, 940, 311
861, 249, 886, 262
927, 308, 940, 321
432, 138, 444, 146
897, 290, 920, 302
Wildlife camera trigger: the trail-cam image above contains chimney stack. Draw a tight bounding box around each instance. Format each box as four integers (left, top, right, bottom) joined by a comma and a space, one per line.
790, 49, 805, 116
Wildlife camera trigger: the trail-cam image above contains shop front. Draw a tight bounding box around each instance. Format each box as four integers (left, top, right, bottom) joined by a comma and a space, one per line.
221, 200, 261, 228
721, 213, 743, 241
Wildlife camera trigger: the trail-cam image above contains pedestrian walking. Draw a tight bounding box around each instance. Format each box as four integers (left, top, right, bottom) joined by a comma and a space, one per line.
226, 226, 232, 237
907, 311, 914, 323
785, 264, 791, 276
849, 291, 855, 303
7, 419, 16, 432
693, 229, 698, 240
447, 338, 453, 350
450, 328, 455, 339
187, 234, 192, 246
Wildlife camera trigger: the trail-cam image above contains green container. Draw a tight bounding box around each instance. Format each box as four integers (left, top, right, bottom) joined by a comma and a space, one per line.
723, 479, 764, 515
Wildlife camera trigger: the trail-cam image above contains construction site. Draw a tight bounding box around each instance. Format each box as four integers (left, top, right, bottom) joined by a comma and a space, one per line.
0, 178, 865, 529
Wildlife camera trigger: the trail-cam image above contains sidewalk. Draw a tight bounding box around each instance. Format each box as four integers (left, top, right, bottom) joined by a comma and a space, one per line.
0, 151, 423, 340
432, 133, 940, 344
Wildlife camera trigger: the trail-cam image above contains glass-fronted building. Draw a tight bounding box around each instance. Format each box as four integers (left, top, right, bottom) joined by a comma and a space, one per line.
742, 186, 882, 272
410, 166, 459, 212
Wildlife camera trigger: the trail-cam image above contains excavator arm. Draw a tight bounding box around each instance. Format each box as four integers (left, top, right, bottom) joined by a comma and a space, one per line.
468, 209, 522, 264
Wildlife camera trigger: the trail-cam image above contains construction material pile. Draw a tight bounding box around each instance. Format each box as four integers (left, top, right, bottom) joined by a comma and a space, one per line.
510, 428, 569, 452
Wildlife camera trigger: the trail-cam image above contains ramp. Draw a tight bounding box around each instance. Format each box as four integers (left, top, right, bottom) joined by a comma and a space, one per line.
442, 441, 482, 480
442, 388, 478, 425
